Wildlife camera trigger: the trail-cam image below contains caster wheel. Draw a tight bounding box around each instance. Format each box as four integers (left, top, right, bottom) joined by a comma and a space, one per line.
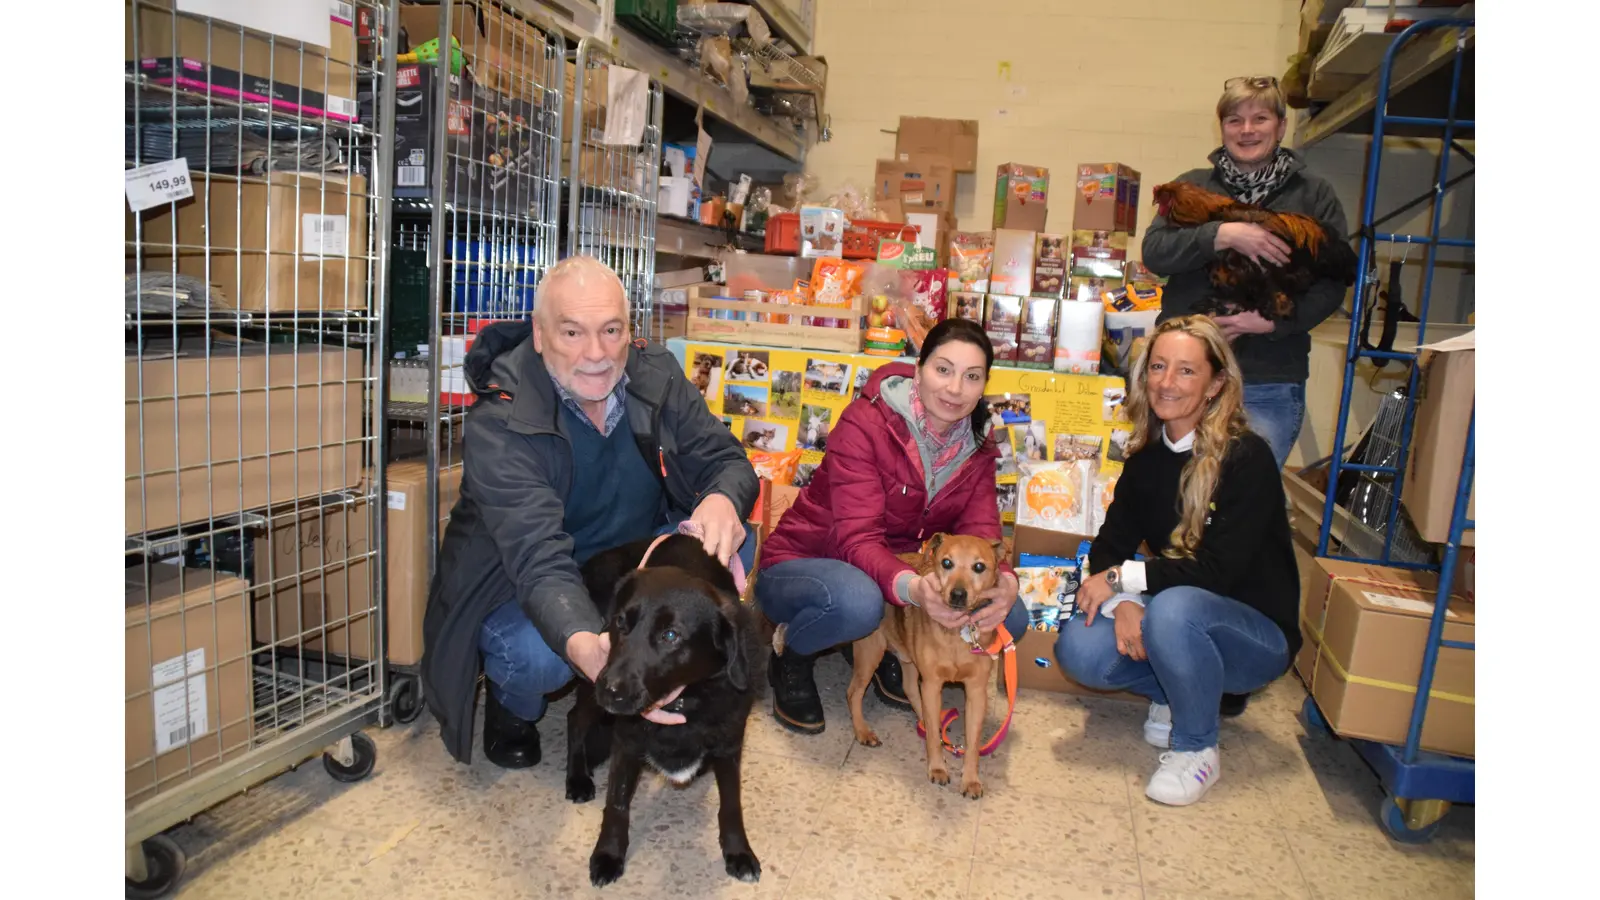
388, 675, 423, 725
1300, 695, 1328, 733
1380, 797, 1445, 844
127, 834, 185, 900
323, 731, 377, 783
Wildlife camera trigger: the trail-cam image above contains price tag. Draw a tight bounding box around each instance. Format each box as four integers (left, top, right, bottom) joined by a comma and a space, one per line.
126, 158, 195, 213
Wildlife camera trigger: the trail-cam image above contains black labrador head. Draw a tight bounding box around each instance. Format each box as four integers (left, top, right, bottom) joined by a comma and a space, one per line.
594, 566, 750, 716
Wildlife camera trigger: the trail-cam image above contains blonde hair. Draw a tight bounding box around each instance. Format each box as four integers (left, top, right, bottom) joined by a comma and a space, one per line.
534, 255, 629, 329
1123, 316, 1250, 558
1217, 78, 1286, 122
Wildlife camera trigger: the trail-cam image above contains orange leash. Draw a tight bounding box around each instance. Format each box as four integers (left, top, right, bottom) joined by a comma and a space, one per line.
913, 625, 1018, 758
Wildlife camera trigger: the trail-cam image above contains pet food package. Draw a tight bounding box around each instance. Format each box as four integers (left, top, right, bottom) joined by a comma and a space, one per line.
1069, 229, 1130, 279
1017, 297, 1057, 370
1015, 554, 1082, 632
1066, 275, 1121, 305
1091, 471, 1118, 536
949, 291, 984, 323
994, 162, 1050, 231
877, 239, 937, 270
805, 257, 862, 328
749, 449, 802, 486
983, 294, 1022, 363
1032, 233, 1068, 298
1054, 299, 1104, 375
1103, 283, 1162, 313
800, 206, 846, 258
1016, 458, 1095, 534
948, 231, 994, 292
989, 228, 1037, 297
899, 268, 949, 325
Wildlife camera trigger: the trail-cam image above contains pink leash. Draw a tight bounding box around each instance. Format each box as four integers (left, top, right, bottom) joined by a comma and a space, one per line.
637, 523, 748, 596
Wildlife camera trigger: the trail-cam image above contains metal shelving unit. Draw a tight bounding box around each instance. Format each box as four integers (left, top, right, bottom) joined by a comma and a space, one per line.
1295, 22, 1475, 150
123, 1, 400, 895
1305, 18, 1475, 845
749, 0, 814, 54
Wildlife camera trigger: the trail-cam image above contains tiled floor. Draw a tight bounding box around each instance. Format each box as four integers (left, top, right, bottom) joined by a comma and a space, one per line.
162, 656, 1474, 899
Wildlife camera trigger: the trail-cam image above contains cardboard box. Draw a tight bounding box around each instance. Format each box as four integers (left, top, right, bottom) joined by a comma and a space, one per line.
1073, 163, 1141, 234
1311, 565, 1474, 758
895, 116, 980, 172
1017, 297, 1057, 370
1402, 332, 1474, 546
1290, 525, 1320, 685
993, 163, 1049, 231
989, 228, 1037, 297
126, 3, 357, 122
383, 461, 466, 666
1069, 229, 1130, 279
133, 172, 369, 313
252, 495, 376, 661
1009, 526, 1143, 701
800, 206, 847, 258
564, 59, 611, 149
125, 342, 365, 535
875, 159, 956, 211
126, 566, 254, 807
1451, 547, 1474, 603
984, 294, 1022, 363
1032, 233, 1068, 298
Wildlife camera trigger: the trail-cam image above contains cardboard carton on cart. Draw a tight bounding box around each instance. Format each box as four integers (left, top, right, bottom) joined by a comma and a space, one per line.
1402, 331, 1475, 546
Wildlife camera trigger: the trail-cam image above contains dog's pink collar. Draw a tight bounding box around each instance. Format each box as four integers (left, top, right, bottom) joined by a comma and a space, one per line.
637, 525, 749, 597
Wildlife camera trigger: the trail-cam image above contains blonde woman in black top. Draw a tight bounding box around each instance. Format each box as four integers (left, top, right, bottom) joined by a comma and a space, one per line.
1054, 315, 1299, 807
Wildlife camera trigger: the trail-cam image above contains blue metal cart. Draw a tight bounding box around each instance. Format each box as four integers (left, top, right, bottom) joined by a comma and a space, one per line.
1305, 17, 1475, 844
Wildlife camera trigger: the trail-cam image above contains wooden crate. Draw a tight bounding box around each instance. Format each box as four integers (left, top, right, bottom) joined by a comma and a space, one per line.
686, 285, 863, 354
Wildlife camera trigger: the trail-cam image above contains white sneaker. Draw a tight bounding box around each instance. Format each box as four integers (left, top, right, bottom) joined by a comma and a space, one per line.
1143, 703, 1172, 748
1145, 747, 1221, 807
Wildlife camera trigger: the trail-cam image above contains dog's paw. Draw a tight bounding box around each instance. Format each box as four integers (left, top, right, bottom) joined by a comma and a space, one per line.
589, 851, 626, 887
566, 775, 596, 804
724, 850, 762, 883
853, 728, 881, 748
929, 766, 951, 786
961, 778, 984, 800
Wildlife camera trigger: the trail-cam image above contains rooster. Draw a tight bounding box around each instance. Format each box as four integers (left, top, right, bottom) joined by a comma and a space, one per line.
1152, 181, 1358, 320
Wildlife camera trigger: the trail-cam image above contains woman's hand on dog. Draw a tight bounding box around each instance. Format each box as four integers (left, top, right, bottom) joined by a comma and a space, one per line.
907, 572, 968, 629
970, 570, 1020, 632
1112, 603, 1147, 661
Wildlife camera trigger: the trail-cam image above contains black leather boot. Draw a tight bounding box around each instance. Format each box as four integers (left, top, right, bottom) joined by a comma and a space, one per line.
839, 645, 913, 711
768, 650, 825, 734
482, 688, 541, 769
1220, 692, 1250, 718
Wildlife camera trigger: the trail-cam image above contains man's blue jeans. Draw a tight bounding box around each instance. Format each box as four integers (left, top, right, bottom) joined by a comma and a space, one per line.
479, 517, 759, 722
1243, 381, 1306, 471
755, 557, 1030, 657
1052, 586, 1289, 752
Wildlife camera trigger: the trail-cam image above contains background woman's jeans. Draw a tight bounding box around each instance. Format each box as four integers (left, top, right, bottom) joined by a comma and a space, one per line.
1243, 381, 1306, 471
756, 557, 1029, 657
1053, 586, 1289, 752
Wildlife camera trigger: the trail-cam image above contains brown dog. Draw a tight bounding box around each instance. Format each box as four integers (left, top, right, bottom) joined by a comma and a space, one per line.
847, 533, 1005, 799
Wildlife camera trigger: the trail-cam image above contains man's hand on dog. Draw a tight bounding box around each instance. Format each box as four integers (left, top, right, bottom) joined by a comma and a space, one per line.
690, 492, 746, 566
566, 631, 688, 725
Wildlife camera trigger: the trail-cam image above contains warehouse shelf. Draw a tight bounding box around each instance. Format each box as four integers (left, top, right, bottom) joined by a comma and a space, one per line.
748, 0, 813, 55
1295, 24, 1474, 149
657, 213, 764, 258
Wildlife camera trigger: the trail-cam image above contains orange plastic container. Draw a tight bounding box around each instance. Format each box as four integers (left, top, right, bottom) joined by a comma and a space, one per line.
762, 214, 920, 258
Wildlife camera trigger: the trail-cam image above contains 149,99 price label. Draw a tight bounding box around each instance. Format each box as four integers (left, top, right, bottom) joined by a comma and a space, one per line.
126, 158, 195, 213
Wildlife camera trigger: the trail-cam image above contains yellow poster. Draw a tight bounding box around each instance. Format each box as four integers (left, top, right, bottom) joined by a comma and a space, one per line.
682, 342, 1129, 505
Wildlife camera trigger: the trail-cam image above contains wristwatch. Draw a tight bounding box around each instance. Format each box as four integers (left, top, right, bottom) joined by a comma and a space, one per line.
1104, 566, 1122, 593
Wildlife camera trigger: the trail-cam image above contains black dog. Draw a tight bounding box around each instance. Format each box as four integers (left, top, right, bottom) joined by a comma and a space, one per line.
567, 534, 765, 888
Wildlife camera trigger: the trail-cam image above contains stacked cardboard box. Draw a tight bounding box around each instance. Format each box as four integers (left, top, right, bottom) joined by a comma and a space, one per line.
871, 116, 976, 266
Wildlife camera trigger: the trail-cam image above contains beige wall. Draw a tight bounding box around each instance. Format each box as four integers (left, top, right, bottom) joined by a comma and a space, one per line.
805, 0, 1474, 323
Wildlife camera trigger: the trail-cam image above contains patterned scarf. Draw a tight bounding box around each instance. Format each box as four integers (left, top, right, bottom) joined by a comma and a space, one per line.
909, 388, 970, 475
1215, 146, 1295, 205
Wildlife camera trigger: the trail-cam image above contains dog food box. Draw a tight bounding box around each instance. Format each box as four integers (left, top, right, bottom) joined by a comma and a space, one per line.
984, 294, 1022, 363
1069, 229, 1129, 279
1033, 233, 1068, 298
1017, 297, 1058, 370
800, 206, 846, 258
989, 228, 1037, 297
1016, 458, 1096, 535
949, 290, 985, 324
1072, 163, 1141, 234
1067, 275, 1122, 305
994, 162, 1050, 231
948, 231, 995, 292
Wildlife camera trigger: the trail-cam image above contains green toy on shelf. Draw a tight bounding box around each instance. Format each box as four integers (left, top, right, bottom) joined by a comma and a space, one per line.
396, 36, 465, 76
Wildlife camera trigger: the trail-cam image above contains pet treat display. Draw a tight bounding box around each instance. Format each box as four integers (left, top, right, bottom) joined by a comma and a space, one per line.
948, 231, 995, 292
1016, 297, 1057, 370
1015, 458, 1095, 534
949, 291, 984, 323
806, 257, 862, 328
1032, 233, 1067, 298
989, 228, 1037, 297
1068, 229, 1130, 280
800, 206, 845, 258
983, 294, 1022, 363
1016, 551, 1083, 632
1066, 275, 1120, 305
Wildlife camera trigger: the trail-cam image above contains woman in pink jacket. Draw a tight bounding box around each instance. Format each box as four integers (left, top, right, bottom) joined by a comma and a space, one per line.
756, 319, 1027, 734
